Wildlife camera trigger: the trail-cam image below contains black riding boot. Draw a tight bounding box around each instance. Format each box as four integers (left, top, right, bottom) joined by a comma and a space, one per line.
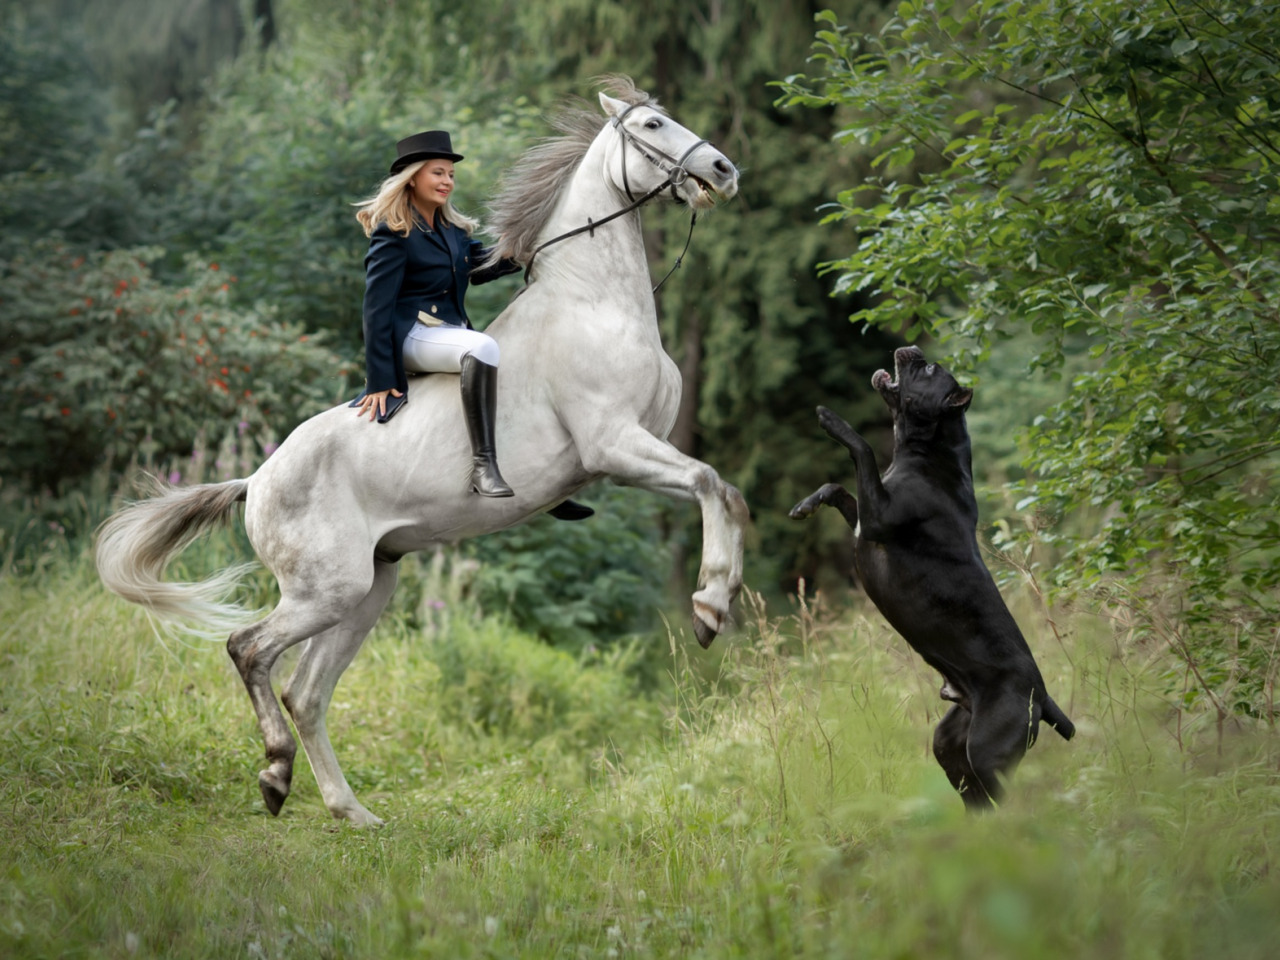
459, 354, 514, 498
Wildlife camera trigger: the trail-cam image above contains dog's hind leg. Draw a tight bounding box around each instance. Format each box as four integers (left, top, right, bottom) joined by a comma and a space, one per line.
962, 690, 1045, 810
933, 704, 994, 811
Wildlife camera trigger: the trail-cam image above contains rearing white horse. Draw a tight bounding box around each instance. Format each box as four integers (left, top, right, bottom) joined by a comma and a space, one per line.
95, 78, 748, 826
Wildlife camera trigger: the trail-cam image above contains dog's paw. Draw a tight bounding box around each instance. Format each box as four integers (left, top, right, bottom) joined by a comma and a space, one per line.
788, 499, 815, 520
790, 483, 843, 520
816, 405, 848, 432
817, 406, 860, 445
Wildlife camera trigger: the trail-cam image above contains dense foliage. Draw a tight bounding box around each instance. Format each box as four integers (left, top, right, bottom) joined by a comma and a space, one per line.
0, 244, 345, 491
1, 0, 911, 644
778, 0, 1280, 715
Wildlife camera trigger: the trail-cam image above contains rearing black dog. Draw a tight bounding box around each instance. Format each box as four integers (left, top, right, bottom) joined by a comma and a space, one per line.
790, 346, 1074, 810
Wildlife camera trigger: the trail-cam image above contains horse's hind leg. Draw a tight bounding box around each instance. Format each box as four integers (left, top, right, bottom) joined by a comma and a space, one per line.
227, 574, 371, 817
282, 560, 398, 826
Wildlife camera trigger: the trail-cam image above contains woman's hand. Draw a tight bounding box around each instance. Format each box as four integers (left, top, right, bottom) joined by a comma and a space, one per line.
356, 388, 404, 421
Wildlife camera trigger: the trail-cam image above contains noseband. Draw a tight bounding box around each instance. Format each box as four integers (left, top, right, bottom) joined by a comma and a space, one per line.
523, 104, 715, 292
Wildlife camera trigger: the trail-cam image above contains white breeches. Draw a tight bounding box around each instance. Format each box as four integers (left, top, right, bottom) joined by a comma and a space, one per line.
402, 324, 500, 372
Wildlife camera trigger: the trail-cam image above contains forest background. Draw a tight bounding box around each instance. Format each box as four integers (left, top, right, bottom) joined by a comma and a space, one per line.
4, 0, 1277, 714
3, 1, 1280, 957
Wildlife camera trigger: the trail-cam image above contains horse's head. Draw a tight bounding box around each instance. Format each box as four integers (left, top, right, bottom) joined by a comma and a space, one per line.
599, 93, 739, 212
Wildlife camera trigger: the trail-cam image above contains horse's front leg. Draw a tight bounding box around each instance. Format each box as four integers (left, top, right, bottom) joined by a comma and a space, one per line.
578, 426, 748, 648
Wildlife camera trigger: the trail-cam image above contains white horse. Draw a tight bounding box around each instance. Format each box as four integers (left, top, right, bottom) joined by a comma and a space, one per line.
95, 78, 748, 826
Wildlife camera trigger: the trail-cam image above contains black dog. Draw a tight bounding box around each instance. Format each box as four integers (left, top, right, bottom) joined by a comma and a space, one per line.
791, 346, 1074, 809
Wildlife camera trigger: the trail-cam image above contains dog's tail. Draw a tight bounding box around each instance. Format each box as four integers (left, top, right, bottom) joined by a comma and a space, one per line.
1042, 697, 1075, 740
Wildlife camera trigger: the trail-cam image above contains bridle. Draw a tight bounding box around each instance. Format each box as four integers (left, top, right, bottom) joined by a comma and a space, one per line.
612, 102, 710, 204
523, 103, 715, 293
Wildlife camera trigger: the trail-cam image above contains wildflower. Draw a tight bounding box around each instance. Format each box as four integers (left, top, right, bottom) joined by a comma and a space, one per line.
210, 262, 219, 271
238, 421, 249, 434
168, 470, 181, 484
60, 407, 70, 416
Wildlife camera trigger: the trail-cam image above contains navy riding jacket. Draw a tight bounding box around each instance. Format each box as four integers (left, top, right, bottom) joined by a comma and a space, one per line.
361, 217, 519, 393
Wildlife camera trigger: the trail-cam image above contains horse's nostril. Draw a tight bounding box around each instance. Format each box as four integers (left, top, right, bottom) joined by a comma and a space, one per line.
713, 158, 734, 179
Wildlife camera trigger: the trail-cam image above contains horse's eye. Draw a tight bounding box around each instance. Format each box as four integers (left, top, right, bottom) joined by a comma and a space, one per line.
644, 118, 662, 130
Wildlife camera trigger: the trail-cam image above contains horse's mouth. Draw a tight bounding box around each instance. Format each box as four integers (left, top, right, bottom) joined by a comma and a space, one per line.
686, 173, 720, 209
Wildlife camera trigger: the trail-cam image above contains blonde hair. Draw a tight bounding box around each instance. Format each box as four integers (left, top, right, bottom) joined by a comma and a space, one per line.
354, 160, 480, 238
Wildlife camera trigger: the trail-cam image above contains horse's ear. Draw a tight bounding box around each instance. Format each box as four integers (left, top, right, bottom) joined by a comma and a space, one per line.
599, 92, 627, 118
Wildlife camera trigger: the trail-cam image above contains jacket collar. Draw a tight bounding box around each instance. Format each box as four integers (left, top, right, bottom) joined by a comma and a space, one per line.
418, 213, 459, 259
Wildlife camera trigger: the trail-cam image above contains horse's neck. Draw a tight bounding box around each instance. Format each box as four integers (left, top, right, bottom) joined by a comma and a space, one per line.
536, 139, 653, 299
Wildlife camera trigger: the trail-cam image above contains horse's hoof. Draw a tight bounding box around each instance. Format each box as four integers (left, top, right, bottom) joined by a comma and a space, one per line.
258, 769, 290, 817
693, 616, 717, 649
339, 806, 385, 828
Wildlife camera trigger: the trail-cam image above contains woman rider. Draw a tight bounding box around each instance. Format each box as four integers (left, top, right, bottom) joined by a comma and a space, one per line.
352, 130, 590, 518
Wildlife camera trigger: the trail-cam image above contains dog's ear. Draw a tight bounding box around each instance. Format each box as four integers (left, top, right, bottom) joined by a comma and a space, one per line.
947, 388, 973, 411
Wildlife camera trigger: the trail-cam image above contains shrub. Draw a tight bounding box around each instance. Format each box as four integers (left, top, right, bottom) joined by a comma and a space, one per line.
0, 242, 350, 493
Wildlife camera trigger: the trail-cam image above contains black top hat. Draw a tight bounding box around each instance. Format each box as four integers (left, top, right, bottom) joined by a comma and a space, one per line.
390, 131, 464, 174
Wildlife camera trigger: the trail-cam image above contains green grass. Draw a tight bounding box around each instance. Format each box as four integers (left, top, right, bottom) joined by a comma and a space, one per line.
1, 553, 1278, 959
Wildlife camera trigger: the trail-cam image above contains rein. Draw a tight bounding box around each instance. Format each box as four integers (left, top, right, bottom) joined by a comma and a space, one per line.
522, 104, 710, 293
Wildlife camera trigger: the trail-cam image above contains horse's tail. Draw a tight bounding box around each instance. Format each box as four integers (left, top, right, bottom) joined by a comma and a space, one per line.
94, 476, 256, 640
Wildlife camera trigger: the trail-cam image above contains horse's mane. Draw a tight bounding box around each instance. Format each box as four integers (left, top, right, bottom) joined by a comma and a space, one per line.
485, 76, 664, 265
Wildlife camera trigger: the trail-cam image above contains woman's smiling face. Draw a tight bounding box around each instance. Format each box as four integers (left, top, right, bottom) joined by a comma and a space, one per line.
409, 159, 455, 218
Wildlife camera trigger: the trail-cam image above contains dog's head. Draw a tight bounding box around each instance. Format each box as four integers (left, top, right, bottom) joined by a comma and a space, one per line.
871, 346, 973, 444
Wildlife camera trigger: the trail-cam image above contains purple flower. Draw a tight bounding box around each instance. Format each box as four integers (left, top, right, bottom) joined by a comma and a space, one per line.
263, 442, 279, 458
168, 470, 181, 484
238, 420, 249, 434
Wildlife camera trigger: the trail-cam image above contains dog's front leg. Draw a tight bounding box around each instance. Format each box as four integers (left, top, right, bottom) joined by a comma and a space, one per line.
789, 482, 858, 529
816, 406, 893, 538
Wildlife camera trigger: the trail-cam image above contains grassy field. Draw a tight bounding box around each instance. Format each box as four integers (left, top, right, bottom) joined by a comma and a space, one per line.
1, 548, 1278, 959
